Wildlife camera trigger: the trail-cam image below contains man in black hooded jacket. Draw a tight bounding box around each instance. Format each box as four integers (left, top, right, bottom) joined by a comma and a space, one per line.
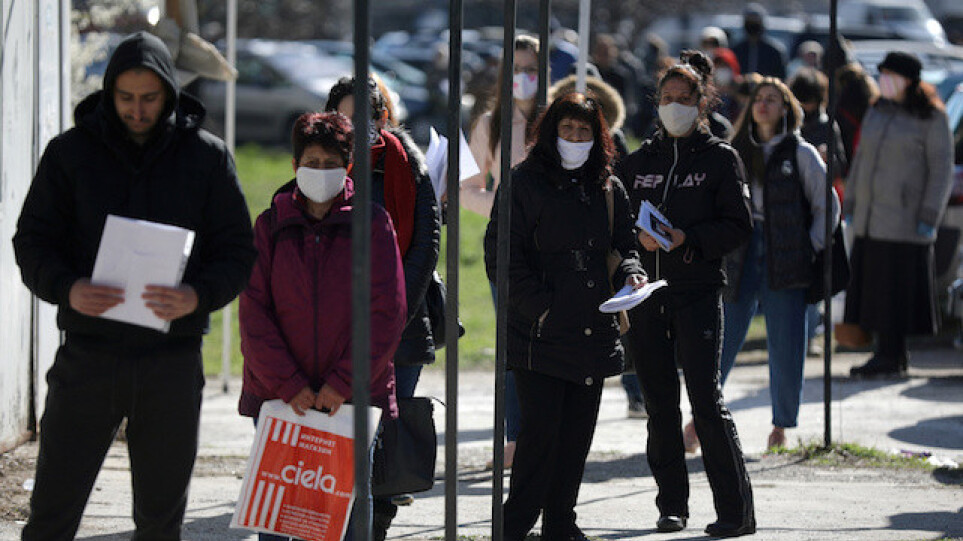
13, 32, 256, 540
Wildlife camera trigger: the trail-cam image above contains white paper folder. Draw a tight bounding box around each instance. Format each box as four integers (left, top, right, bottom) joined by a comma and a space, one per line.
90, 215, 195, 332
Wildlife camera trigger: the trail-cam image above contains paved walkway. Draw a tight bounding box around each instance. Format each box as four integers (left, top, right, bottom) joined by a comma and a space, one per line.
2, 347, 962, 540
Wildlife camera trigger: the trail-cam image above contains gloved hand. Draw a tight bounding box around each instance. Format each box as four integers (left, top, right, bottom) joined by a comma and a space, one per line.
917, 222, 936, 237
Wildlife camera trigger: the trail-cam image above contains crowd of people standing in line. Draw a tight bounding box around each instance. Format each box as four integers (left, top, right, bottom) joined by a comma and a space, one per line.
11, 4, 955, 538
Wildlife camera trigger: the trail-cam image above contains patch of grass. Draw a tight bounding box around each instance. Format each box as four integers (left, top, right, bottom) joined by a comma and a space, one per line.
770, 440, 935, 470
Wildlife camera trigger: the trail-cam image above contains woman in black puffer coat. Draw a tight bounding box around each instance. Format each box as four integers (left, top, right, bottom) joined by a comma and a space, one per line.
485, 92, 644, 541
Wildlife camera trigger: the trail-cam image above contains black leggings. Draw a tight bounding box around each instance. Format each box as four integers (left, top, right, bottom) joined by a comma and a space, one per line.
502, 369, 603, 541
626, 288, 754, 525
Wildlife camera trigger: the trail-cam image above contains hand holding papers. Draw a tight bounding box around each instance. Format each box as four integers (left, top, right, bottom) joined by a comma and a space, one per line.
90, 215, 195, 332
637, 201, 674, 251
599, 280, 668, 313
425, 127, 480, 207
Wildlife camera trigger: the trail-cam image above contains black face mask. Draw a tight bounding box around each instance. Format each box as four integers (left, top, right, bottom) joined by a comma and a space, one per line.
745, 21, 763, 37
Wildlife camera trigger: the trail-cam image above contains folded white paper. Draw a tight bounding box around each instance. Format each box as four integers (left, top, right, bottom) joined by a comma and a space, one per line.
636, 200, 674, 251
90, 215, 195, 332
599, 280, 668, 313
425, 126, 480, 207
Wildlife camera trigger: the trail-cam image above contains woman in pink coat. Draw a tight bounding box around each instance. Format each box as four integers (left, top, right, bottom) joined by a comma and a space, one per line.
239, 111, 406, 422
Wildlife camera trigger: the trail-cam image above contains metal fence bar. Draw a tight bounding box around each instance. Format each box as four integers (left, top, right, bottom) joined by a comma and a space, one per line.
493, 1, 516, 539
536, 0, 551, 109
352, 0, 373, 538
445, 0, 464, 538
823, 0, 840, 449
221, 0, 237, 394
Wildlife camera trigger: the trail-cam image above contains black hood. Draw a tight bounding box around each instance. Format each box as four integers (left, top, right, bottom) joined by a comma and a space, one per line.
102, 31, 180, 121
74, 31, 206, 147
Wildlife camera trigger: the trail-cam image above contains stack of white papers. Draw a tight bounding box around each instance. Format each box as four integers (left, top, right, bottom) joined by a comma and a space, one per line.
636, 201, 674, 251
425, 127, 480, 207
90, 215, 195, 332
599, 280, 668, 313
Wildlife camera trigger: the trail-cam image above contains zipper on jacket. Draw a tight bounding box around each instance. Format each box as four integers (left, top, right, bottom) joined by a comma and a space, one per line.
314, 232, 321, 382
528, 319, 540, 370
656, 139, 680, 281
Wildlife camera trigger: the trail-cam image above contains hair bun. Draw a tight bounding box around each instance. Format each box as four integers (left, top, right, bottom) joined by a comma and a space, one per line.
680, 49, 713, 80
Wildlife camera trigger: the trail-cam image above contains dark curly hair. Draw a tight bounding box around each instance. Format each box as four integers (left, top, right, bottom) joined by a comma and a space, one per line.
323, 76, 387, 122
291, 112, 354, 166
526, 92, 615, 186
656, 49, 718, 130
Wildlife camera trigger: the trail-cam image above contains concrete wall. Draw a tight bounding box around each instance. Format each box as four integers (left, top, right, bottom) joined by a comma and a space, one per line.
0, 0, 68, 453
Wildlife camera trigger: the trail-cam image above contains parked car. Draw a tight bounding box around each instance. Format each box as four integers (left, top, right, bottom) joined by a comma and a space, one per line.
847, 39, 963, 86
838, 0, 947, 45
195, 39, 406, 146
940, 82, 963, 289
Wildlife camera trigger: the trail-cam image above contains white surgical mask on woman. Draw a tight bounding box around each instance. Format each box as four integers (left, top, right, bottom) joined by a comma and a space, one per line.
557, 137, 594, 170
878, 73, 908, 101
296, 166, 347, 203
513, 72, 538, 101
658, 102, 700, 137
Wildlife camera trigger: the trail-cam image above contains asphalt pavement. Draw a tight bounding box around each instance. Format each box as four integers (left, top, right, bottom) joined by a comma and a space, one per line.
1, 345, 962, 541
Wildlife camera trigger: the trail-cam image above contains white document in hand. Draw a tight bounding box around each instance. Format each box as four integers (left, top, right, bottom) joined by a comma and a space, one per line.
636, 200, 674, 251
90, 215, 195, 332
425, 126, 480, 207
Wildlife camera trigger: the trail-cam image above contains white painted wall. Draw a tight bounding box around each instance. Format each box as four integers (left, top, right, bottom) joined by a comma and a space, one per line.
0, 0, 68, 452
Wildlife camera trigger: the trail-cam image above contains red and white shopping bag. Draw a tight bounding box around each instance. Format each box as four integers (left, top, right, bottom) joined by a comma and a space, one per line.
231, 400, 379, 541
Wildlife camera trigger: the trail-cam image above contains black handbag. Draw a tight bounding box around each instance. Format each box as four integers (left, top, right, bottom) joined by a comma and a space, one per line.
806, 222, 851, 304
425, 271, 465, 349
372, 397, 438, 497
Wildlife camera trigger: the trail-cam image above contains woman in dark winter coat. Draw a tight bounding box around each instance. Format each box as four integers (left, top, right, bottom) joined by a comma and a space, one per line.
549, 74, 648, 418
618, 50, 756, 538
484, 92, 645, 541
325, 75, 441, 540
843, 51, 953, 377
722, 77, 839, 451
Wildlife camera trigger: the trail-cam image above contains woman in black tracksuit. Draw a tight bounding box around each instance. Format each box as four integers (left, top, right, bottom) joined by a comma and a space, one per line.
484, 92, 644, 541
617, 51, 756, 538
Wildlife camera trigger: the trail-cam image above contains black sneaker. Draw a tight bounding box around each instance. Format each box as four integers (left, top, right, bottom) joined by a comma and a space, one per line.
850, 356, 906, 379
705, 519, 756, 538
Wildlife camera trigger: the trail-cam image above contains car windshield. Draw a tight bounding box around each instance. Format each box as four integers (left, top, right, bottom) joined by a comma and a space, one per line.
871, 6, 926, 23
268, 52, 354, 84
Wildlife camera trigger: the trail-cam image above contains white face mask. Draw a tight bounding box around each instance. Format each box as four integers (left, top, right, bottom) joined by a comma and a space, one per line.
878, 73, 908, 100
557, 137, 594, 170
513, 72, 538, 101
369, 122, 381, 145
296, 166, 346, 203
658, 102, 700, 137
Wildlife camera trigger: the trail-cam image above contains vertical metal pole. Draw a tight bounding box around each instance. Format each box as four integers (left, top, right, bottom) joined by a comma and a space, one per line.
823, 0, 839, 449
445, 0, 463, 538
352, 0, 373, 538
493, 1, 515, 539
575, 0, 591, 93
221, 0, 237, 394
536, 0, 551, 109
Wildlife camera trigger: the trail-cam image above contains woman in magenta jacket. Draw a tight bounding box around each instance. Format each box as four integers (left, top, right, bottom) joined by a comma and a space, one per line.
238, 111, 406, 422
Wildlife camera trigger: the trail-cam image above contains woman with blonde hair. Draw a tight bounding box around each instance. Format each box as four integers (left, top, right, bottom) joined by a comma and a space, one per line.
719, 76, 839, 449
464, 34, 544, 468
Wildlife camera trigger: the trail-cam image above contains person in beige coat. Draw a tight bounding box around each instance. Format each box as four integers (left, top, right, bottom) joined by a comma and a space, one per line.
843, 51, 954, 378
